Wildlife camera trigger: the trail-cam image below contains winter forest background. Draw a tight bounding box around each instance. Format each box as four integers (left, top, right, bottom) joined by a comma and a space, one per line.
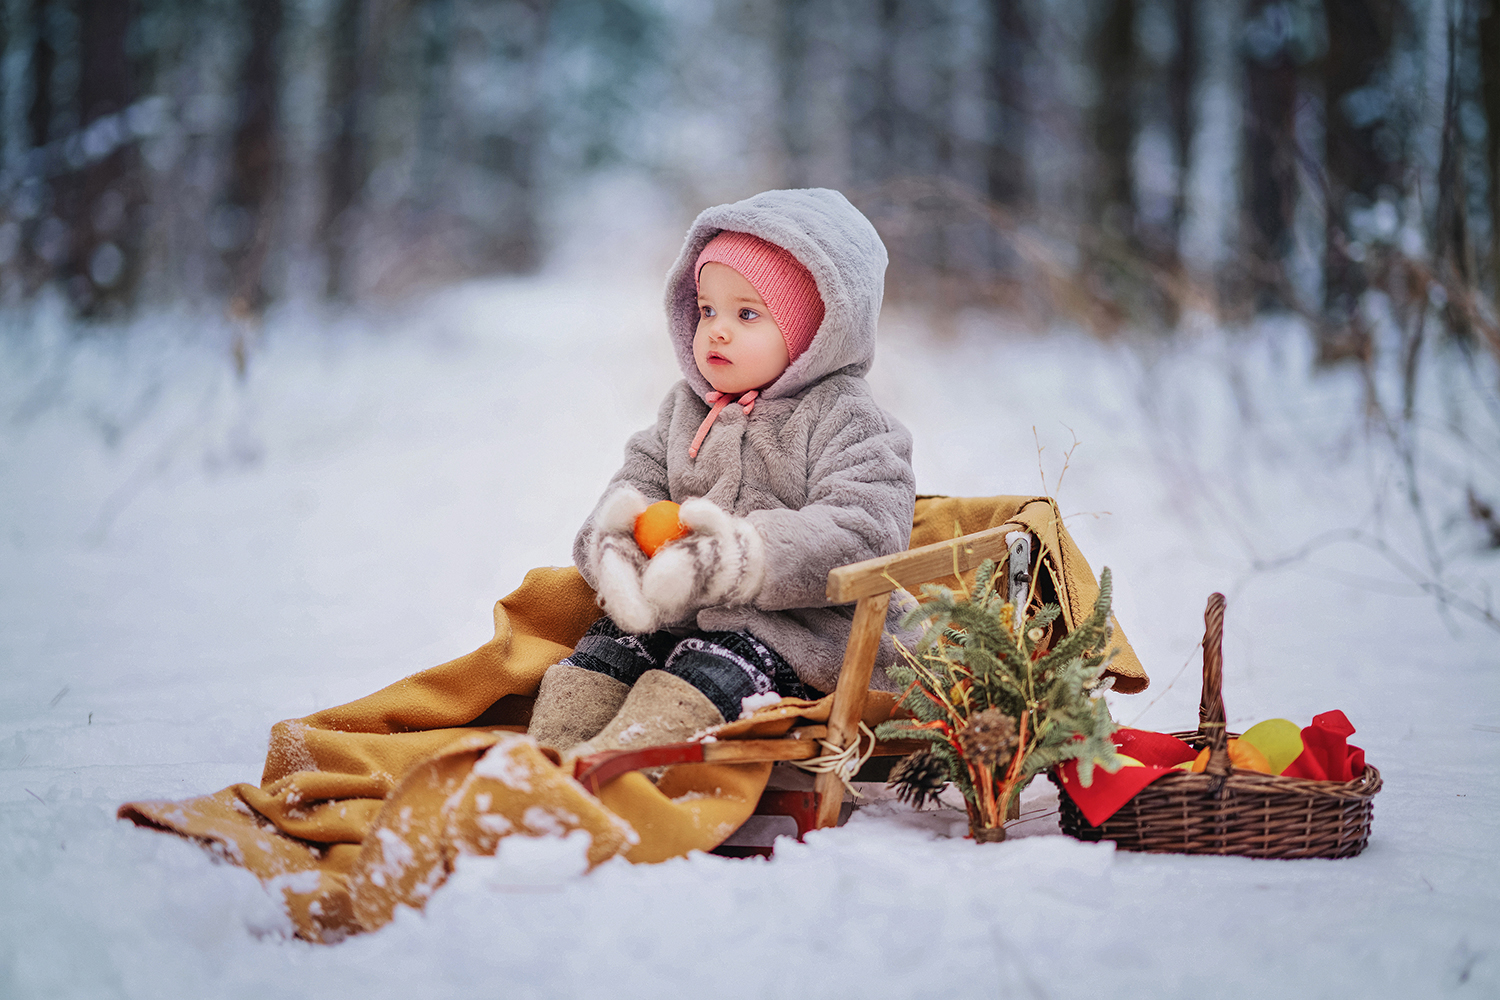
4, 0, 1498, 336
0, 0, 1494, 334
4, 0, 1499, 623
3, 1, 1500, 995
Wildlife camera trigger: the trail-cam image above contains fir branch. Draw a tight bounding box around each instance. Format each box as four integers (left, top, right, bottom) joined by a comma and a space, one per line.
932, 740, 974, 802
973, 558, 1000, 602
873, 721, 954, 746
1029, 604, 1062, 629
885, 556, 1124, 821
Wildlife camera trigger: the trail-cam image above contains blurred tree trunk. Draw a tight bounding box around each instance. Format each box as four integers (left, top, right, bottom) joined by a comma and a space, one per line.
1480, 0, 1499, 297
1179, 0, 1245, 312
477, 0, 546, 274
1091, 0, 1137, 245
322, 0, 368, 300
25, 0, 51, 149
22, 0, 57, 296
1434, 6, 1473, 341
1169, 0, 1195, 241
1320, 0, 1396, 360
412, 0, 453, 209
58, 0, 142, 317
984, 0, 1028, 208
223, 0, 283, 321
923, 0, 954, 178
849, 0, 898, 188
0, 4, 14, 173
1240, 0, 1299, 311
909, 0, 955, 281
0, 8, 6, 163
776, 0, 815, 188
1122, 0, 1196, 323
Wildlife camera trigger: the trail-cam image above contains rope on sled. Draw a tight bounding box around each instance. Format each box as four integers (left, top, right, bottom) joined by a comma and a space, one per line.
790, 721, 878, 798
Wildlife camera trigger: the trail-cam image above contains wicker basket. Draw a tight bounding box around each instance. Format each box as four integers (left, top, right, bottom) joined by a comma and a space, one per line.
1054, 593, 1382, 858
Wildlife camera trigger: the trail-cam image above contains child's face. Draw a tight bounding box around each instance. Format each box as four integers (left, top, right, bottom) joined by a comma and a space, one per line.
693, 262, 792, 395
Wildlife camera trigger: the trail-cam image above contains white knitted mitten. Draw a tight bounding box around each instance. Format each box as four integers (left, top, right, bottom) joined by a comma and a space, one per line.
587, 486, 659, 634
639, 498, 766, 625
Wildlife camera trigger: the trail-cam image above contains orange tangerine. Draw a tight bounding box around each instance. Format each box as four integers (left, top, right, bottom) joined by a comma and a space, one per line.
1188, 739, 1273, 774
634, 500, 690, 557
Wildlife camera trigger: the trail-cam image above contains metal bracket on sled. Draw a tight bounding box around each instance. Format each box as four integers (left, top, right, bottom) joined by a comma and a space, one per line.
1005, 531, 1031, 634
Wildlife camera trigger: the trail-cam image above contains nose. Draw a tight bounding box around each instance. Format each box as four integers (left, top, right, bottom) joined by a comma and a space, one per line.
705, 315, 731, 342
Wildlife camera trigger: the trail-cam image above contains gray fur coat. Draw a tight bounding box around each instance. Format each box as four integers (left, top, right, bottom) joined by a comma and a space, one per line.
574, 189, 917, 693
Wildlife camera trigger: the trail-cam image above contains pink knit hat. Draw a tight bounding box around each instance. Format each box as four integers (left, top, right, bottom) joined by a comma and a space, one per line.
695, 231, 824, 363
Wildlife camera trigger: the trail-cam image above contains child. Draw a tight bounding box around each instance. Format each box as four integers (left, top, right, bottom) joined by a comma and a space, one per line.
527, 188, 918, 757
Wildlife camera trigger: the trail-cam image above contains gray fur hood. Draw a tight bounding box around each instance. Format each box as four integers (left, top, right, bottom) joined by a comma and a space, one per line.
664, 188, 888, 399
575, 189, 916, 694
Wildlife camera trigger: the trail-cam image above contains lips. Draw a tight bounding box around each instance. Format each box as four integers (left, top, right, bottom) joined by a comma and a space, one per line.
705, 351, 731, 365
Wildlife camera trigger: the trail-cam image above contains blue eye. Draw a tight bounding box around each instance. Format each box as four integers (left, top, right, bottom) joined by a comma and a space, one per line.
739, 308, 759, 321
700, 305, 716, 318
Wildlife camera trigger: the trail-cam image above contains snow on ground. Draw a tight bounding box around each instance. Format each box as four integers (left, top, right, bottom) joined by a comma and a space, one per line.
1, 258, 1497, 998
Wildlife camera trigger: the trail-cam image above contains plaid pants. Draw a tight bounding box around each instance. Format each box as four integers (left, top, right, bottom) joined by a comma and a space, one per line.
561, 616, 815, 721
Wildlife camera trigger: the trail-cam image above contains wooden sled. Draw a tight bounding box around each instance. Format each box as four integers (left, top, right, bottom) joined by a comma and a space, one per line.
571, 514, 1066, 848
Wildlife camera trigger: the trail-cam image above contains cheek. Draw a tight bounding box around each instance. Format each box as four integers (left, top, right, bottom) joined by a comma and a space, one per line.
756, 330, 790, 372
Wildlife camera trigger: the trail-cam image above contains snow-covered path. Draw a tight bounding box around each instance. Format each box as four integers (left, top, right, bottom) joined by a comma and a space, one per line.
1, 272, 1496, 998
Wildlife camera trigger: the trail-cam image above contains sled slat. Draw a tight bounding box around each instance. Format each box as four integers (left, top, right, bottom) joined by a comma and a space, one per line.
702, 740, 822, 763
574, 739, 826, 792
826, 524, 1016, 602
814, 591, 890, 828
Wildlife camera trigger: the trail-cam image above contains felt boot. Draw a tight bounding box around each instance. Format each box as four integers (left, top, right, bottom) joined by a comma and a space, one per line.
568, 669, 725, 761
526, 663, 630, 753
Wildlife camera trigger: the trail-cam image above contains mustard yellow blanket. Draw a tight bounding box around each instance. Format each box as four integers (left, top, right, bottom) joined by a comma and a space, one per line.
120, 496, 1145, 941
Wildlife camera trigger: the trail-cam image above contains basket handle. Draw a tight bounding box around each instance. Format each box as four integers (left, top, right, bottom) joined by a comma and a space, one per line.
1198, 593, 1231, 778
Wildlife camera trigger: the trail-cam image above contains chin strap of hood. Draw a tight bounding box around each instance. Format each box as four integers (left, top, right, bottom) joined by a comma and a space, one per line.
688, 390, 758, 460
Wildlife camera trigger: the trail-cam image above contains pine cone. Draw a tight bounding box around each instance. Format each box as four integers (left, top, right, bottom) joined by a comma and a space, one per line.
957, 708, 1018, 769
889, 747, 949, 809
